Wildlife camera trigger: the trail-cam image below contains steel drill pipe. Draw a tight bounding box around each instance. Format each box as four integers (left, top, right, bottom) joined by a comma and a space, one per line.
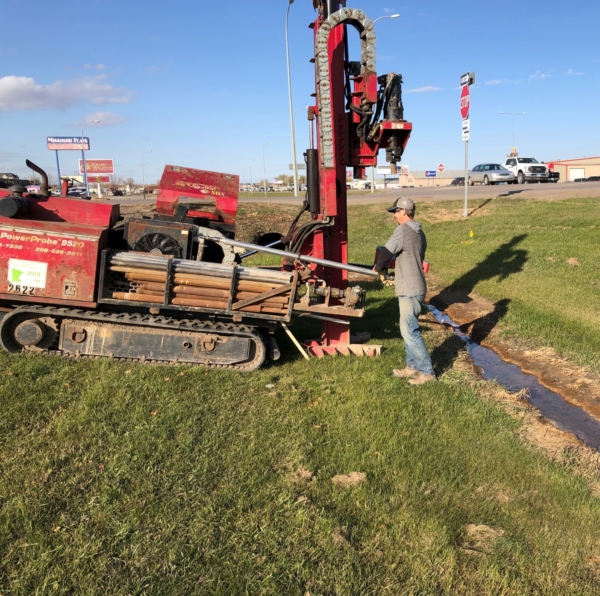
110, 254, 293, 283
199, 236, 379, 278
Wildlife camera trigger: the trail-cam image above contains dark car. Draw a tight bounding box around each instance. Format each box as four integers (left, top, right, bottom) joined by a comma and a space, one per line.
113, 189, 124, 196
587, 176, 600, 182
450, 177, 465, 186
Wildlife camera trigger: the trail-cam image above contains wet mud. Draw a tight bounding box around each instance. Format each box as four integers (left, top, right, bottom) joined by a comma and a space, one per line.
428, 286, 600, 450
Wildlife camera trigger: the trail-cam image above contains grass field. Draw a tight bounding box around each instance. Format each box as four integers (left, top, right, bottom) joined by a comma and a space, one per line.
1, 196, 600, 594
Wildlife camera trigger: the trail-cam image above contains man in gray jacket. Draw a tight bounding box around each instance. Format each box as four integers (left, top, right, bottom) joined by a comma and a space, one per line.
374, 197, 436, 385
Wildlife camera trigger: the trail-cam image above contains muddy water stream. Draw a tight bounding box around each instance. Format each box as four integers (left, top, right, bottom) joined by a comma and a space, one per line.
428, 306, 600, 451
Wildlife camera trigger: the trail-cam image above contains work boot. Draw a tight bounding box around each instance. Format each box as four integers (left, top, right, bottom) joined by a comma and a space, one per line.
408, 373, 437, 386
392, 367, 419, 378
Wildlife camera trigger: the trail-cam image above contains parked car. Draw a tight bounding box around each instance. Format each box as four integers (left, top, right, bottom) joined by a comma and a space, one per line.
450, 177, 465, 186
468, 164, 515, 186
587, 176, 600, 182
113, 189, 124, 196
66, 188, 86, 197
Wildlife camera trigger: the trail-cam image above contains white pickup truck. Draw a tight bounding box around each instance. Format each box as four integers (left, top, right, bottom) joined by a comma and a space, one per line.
503, 157, 549, 184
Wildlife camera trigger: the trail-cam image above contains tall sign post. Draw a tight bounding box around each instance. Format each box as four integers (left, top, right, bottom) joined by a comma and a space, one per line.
460, 72, 475, 217
47, 137, 89, 193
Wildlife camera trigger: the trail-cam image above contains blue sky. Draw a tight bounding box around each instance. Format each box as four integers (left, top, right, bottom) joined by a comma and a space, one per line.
2, 0, 599, 184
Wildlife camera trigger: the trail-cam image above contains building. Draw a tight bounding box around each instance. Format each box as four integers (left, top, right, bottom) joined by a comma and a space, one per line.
390, 170, 465, 188
546, 157, 600, 182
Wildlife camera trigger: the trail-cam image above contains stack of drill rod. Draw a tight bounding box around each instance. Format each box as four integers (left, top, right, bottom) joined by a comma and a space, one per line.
109, 252, 293, 316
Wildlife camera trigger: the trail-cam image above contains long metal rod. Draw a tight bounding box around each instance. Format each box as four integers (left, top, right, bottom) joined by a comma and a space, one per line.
239, 239, 283, 260
298, 313, 350, 325
202, 236, 379, 278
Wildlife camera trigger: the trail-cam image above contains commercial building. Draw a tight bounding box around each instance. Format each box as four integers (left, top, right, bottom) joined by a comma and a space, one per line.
547, 157, 600, 182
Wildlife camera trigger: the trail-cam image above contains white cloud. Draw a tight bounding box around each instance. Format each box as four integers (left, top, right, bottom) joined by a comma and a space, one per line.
565, 68, 582, 76
485, 79, 504, 85
0, 75, 132, 111
529, 70, 551, 80
74, 111, 126, 127
84, 63, 107, 71
405, 86, 442, 94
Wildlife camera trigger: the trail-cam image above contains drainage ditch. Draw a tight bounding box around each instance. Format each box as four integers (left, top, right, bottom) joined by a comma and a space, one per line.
428, 305, 600, 451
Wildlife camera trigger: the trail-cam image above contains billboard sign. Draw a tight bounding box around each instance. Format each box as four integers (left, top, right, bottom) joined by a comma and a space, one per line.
47, 136, 89, 151
88, 176, 110, 183
425, 171, 436, 177
78, 159, 114, 174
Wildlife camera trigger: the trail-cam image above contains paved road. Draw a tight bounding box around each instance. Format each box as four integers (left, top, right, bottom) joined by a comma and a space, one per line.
109, 181, 600, 208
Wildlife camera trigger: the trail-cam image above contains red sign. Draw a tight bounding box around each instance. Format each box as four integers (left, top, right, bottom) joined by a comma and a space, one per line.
460, 85, 470, 119
437, 163, 445, 172
88, 176, 110, 183
79, 159, 114, 174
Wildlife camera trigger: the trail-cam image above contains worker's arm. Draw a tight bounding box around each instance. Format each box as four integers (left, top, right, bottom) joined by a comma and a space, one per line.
374, 226, 404, 272
373, 246, 394, 273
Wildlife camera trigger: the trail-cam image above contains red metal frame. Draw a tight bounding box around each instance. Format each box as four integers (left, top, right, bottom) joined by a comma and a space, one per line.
307, 2, 412, 348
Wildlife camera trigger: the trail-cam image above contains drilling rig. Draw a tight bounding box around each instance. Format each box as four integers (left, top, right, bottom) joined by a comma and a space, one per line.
0, 1, 411, 370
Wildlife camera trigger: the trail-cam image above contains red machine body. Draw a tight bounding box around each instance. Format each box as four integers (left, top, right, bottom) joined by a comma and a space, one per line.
0, 194, 119, 307
156, 165, 238, 228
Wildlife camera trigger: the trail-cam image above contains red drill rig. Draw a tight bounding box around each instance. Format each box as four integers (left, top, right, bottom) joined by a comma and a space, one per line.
0, 0, 410, 370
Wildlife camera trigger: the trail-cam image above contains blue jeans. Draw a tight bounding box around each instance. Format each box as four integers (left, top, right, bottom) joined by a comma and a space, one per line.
398, 295, 435, 376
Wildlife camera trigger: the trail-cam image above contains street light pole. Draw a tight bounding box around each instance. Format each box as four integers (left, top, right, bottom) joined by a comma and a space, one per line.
81, 119, 99, 197
142, 151, 152, 199
262, 142, 273, 198
373, 13, 400, 24
248, 159, 257, 188
286, 0, 299, 198
500, 111, 526, 151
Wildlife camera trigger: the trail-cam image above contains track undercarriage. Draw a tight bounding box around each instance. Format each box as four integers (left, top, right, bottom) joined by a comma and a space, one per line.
0, 305, 269, 371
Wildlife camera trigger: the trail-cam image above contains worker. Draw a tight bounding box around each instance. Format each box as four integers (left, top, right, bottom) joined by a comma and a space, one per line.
373, 197, 436, 385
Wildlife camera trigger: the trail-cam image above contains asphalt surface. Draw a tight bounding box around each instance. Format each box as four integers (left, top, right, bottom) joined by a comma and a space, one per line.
108, 181, 600, 208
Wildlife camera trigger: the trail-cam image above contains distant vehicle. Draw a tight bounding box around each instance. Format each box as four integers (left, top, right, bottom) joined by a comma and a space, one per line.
450, 177, 465, 186
113, 189, 124, 196
66, 187, 86, 197
573, 178, 586, 183
468, 164, 515, 186
587, 175, 600, 182
503, 157, 549, 184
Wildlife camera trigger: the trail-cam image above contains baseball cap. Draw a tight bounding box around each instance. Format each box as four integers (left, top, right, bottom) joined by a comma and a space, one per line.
386, 196, 415, 213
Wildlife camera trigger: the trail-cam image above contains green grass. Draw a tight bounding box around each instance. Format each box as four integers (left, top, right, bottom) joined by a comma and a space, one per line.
348, 196, 600, 372
2, 196, 600, 594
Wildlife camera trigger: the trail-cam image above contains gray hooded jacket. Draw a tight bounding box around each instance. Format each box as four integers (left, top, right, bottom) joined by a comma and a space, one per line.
384, 219, 427, 297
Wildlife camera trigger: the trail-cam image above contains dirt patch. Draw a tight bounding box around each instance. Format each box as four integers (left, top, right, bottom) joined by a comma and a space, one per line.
292, 468, 314, 484
118, 203, 156, 218
331, 472, 367, 487
427, 283, 600, 422
235, 204, 307, 243
459, 524, 505, 555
